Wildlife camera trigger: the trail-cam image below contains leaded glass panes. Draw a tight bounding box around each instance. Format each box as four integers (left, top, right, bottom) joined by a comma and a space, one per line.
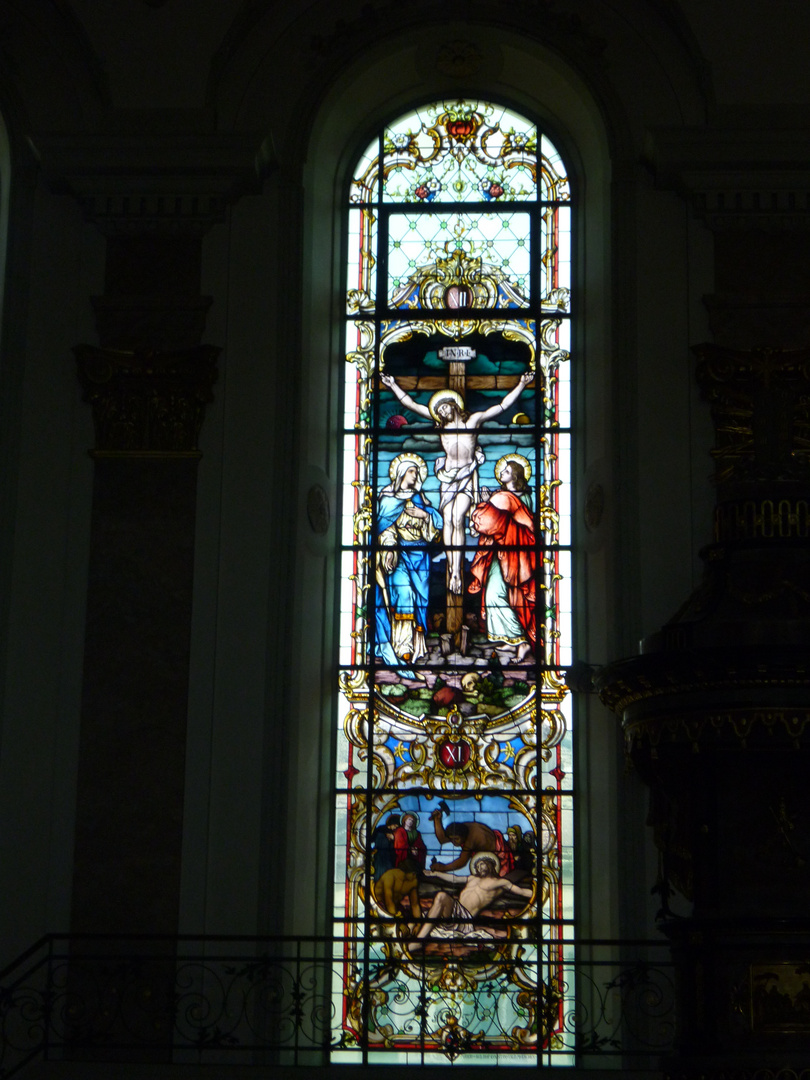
336, 100, 573, 1064
386, 212, 532, 308
379, 103, 545, 204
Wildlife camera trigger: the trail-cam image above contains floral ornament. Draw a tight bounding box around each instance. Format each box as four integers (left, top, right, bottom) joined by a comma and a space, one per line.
389, 131, 412, 151
445, 115, 478, 140
481, 178, 505, 200
511, 131, 531, 151
414, 178, 442, 202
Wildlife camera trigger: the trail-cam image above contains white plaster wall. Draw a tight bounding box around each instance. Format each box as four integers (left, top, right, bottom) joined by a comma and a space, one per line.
0, 182, 100, 962
183, 190, 281, 937
681, 0, 810, 106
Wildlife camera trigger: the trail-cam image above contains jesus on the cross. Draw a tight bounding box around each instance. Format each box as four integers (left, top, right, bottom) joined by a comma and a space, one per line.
380, 370, 533, 595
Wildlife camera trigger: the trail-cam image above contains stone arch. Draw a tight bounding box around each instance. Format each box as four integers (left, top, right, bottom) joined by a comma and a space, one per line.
184, 0, 713, 943
270, 27, 619, 942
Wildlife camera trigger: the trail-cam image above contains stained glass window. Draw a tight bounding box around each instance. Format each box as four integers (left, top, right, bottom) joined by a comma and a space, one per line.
335, 100, 573, 1064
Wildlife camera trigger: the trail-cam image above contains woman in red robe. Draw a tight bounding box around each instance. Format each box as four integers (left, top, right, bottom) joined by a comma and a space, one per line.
468, 458, 536, 662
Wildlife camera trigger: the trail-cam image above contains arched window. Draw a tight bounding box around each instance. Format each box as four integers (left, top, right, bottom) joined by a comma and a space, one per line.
334, 99, 573, 1063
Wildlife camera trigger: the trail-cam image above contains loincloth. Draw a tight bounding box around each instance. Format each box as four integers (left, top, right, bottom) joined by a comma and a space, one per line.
429, 899, 493, 940
435, 448, 485, 512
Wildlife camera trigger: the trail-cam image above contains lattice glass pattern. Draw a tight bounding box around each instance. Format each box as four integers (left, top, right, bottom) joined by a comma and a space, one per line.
387, 212, 532, 307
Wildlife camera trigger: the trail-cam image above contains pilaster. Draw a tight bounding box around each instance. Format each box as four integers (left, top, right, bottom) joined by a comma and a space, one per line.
53, 134, 260, 939
646, 125, 810, 350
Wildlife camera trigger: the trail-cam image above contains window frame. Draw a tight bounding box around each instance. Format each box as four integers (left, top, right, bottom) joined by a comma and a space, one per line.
331, 97, 577, 1064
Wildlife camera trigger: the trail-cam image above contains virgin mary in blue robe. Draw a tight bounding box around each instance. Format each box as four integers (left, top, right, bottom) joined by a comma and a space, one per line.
375, 455, 442, 677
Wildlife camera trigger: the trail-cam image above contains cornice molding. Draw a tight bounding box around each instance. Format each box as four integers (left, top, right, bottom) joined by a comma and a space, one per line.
703, 295, 810, 350
624, 707, 810, 755
646, 127, 810, 230
595, 647, 810, 718
34, 133, 267, 235
306, 0, 607, 60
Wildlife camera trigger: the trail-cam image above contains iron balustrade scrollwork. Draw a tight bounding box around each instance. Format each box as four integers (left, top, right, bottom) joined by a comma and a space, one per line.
0, 935, 674, 1076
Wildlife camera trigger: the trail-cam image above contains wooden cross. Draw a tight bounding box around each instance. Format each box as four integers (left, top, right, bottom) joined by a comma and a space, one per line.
437, 345, 476, 646
381, 353, 533, 649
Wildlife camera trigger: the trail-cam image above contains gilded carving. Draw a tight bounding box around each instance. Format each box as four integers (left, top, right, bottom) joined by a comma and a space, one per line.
716, 498, 810, 542
693, 344, 810, 486
750, 964, 810, 1034
74, 344, 219, 455
598, 653, 810, 722
622, 709, 810, 754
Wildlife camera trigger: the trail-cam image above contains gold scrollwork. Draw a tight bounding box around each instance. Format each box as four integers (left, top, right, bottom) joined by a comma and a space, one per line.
354, 696, 542, 795
338, 669, 369, 698
346, 321, 375, 376
600, 657, 810, 717
343, 707, 369, 750
380, 312, 539, 370
74, 344, 219, 455
716, 499, 810, 542
694, 344, 810, 486
623, 708, 810, 754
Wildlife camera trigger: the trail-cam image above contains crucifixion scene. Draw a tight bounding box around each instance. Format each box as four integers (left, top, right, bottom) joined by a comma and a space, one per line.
372, 336, 541, 717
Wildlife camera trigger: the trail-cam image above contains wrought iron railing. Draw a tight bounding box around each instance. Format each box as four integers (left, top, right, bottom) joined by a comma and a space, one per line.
0, 935, 674, 1076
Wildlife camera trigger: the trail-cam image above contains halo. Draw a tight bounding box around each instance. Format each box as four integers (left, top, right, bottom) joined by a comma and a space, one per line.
495, 453, 532, 483
400, 811, 419, 828
469, 851, 500, 876
389, 453, 428, 484
428, 388, 465, 422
